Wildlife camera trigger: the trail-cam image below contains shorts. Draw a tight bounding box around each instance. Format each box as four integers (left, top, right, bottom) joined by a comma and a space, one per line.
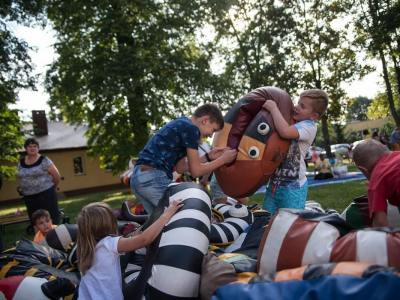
262, 181, 308, 214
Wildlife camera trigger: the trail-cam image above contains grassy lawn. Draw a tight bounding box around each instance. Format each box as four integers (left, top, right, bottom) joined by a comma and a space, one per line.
1, 176, 367, 250
249, 179, 367, 212
0, 189, 134, 250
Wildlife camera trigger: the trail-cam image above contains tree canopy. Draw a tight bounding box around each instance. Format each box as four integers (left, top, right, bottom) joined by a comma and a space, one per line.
289, 0, 369, 154
206, 0, 299, 95
4, 0, 399, 175
0, 0, 44, 182
45, 0, 226, 171
354, 0, 400, 125
346, 96, 371, 121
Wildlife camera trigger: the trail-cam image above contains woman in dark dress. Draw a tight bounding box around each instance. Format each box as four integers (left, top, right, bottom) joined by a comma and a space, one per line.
17, 138, 61, 224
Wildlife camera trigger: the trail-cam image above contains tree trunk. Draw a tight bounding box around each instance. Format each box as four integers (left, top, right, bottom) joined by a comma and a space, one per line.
314, 79, 332, 157
380, 49, 400, 126
321, 114, 332, 157
391, 54, 400, 107
127, 86, 150, 154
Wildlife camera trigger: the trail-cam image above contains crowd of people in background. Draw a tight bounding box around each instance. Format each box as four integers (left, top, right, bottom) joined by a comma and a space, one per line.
390, 127, 400, 150
368, 127, 400, 151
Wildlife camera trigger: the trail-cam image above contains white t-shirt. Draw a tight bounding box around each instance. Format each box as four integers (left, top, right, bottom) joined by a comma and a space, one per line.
270, 120, 317, 188
78, 236, 123, 300
198, 141, 211, 157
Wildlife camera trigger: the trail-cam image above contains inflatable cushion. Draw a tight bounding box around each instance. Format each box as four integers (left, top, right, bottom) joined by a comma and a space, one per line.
210, 204, 254, 245
124, 182, 211, 300
0, 275, 48, 300
331, 227, 400, 268
45, 224, 77, 252
341, 195, 400, 229
212, 272, 400, 300
212, 86, 293, 198
253, 262, 400, 282
257, 209, 351, 274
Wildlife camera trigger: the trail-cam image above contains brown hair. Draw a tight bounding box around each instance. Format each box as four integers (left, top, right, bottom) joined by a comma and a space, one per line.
24, 138, 39, 149
193, 103, 224, 129
77, 202, 118, 274
32, 209, 51, 225
300, 89, 329, 117
353, 139, 390, 172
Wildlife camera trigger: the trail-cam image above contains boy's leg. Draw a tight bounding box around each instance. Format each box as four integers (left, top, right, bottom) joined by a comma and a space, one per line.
277, 182, 308, 210
24, 194, 40, 222
262, 184, 278, 214
37, 187, 60, 225
130, 165, 171, 215
210, 174, 227, 204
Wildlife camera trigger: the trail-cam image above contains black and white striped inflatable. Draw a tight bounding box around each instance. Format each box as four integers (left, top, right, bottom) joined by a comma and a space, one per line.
210, 203, 254, 245
45, 224, 77, 252
124, 182, 211, 300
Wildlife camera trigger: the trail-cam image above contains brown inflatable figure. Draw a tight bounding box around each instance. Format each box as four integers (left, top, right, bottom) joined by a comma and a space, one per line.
213, 86, 293, 198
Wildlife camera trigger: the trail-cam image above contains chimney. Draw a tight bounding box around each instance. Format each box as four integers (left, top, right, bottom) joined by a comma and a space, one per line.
32, 110, 48, 136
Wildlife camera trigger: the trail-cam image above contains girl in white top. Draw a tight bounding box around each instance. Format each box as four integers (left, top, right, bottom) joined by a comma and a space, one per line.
77, 200, 182, 300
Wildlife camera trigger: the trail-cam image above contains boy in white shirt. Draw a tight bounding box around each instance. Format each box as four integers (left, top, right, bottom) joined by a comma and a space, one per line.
262, 89, 329, 213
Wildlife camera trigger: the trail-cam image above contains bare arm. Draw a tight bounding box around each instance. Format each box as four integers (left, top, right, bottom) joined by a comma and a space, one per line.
48, 164, 61, 186
186, 148, 237, 178
175, 147, 230, 176
117, 200, 183, 252
263, 100, 299, 139
372, 211, 388, 227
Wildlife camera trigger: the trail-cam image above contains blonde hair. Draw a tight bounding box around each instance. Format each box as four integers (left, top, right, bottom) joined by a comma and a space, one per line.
300, 89, 329, 116
77, 202, 118, 274
353, 139, 390, 172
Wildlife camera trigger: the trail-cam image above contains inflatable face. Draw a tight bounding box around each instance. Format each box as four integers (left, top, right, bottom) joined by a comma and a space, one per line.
213, 87, 293, 198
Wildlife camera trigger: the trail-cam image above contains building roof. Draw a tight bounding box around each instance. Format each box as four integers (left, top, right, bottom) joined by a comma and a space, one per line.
344, 116, 392, 134
26, 121, 88, 151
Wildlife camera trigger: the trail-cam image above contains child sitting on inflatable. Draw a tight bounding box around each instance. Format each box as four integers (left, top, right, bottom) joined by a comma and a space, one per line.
353, 139, 400, 227
130, 103, 237, 214
76, 200, 182, 300
262, 89, 329, 213
32, 209, 57, 244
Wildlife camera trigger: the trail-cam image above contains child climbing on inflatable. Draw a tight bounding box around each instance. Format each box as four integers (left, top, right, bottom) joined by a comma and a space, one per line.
76, 200, 183, 300
353, 139, 400, 227
262, 89, 329, 213
130, 103, 237, 214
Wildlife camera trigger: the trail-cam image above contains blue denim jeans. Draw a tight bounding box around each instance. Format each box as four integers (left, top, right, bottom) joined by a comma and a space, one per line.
262, 181, 308, 214
130, 165, 172, 215
210, 174, 226, 201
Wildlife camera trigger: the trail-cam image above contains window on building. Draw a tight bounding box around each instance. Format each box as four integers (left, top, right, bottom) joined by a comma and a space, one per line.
73, 156, 85, 175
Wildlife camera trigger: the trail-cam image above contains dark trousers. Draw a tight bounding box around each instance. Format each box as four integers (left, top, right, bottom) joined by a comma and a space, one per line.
24, 186, 60, 225
314, 172, 334, 180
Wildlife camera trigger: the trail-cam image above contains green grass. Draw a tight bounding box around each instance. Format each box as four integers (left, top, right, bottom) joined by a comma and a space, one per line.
1, 177, 367, 250
0, 189, 134, 249
248, 179, 367, 212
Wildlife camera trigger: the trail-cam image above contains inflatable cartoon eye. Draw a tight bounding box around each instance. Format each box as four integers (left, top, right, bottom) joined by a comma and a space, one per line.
257, 122, 270, 135
229, 204, 249, 218
248, 146, 260, 159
